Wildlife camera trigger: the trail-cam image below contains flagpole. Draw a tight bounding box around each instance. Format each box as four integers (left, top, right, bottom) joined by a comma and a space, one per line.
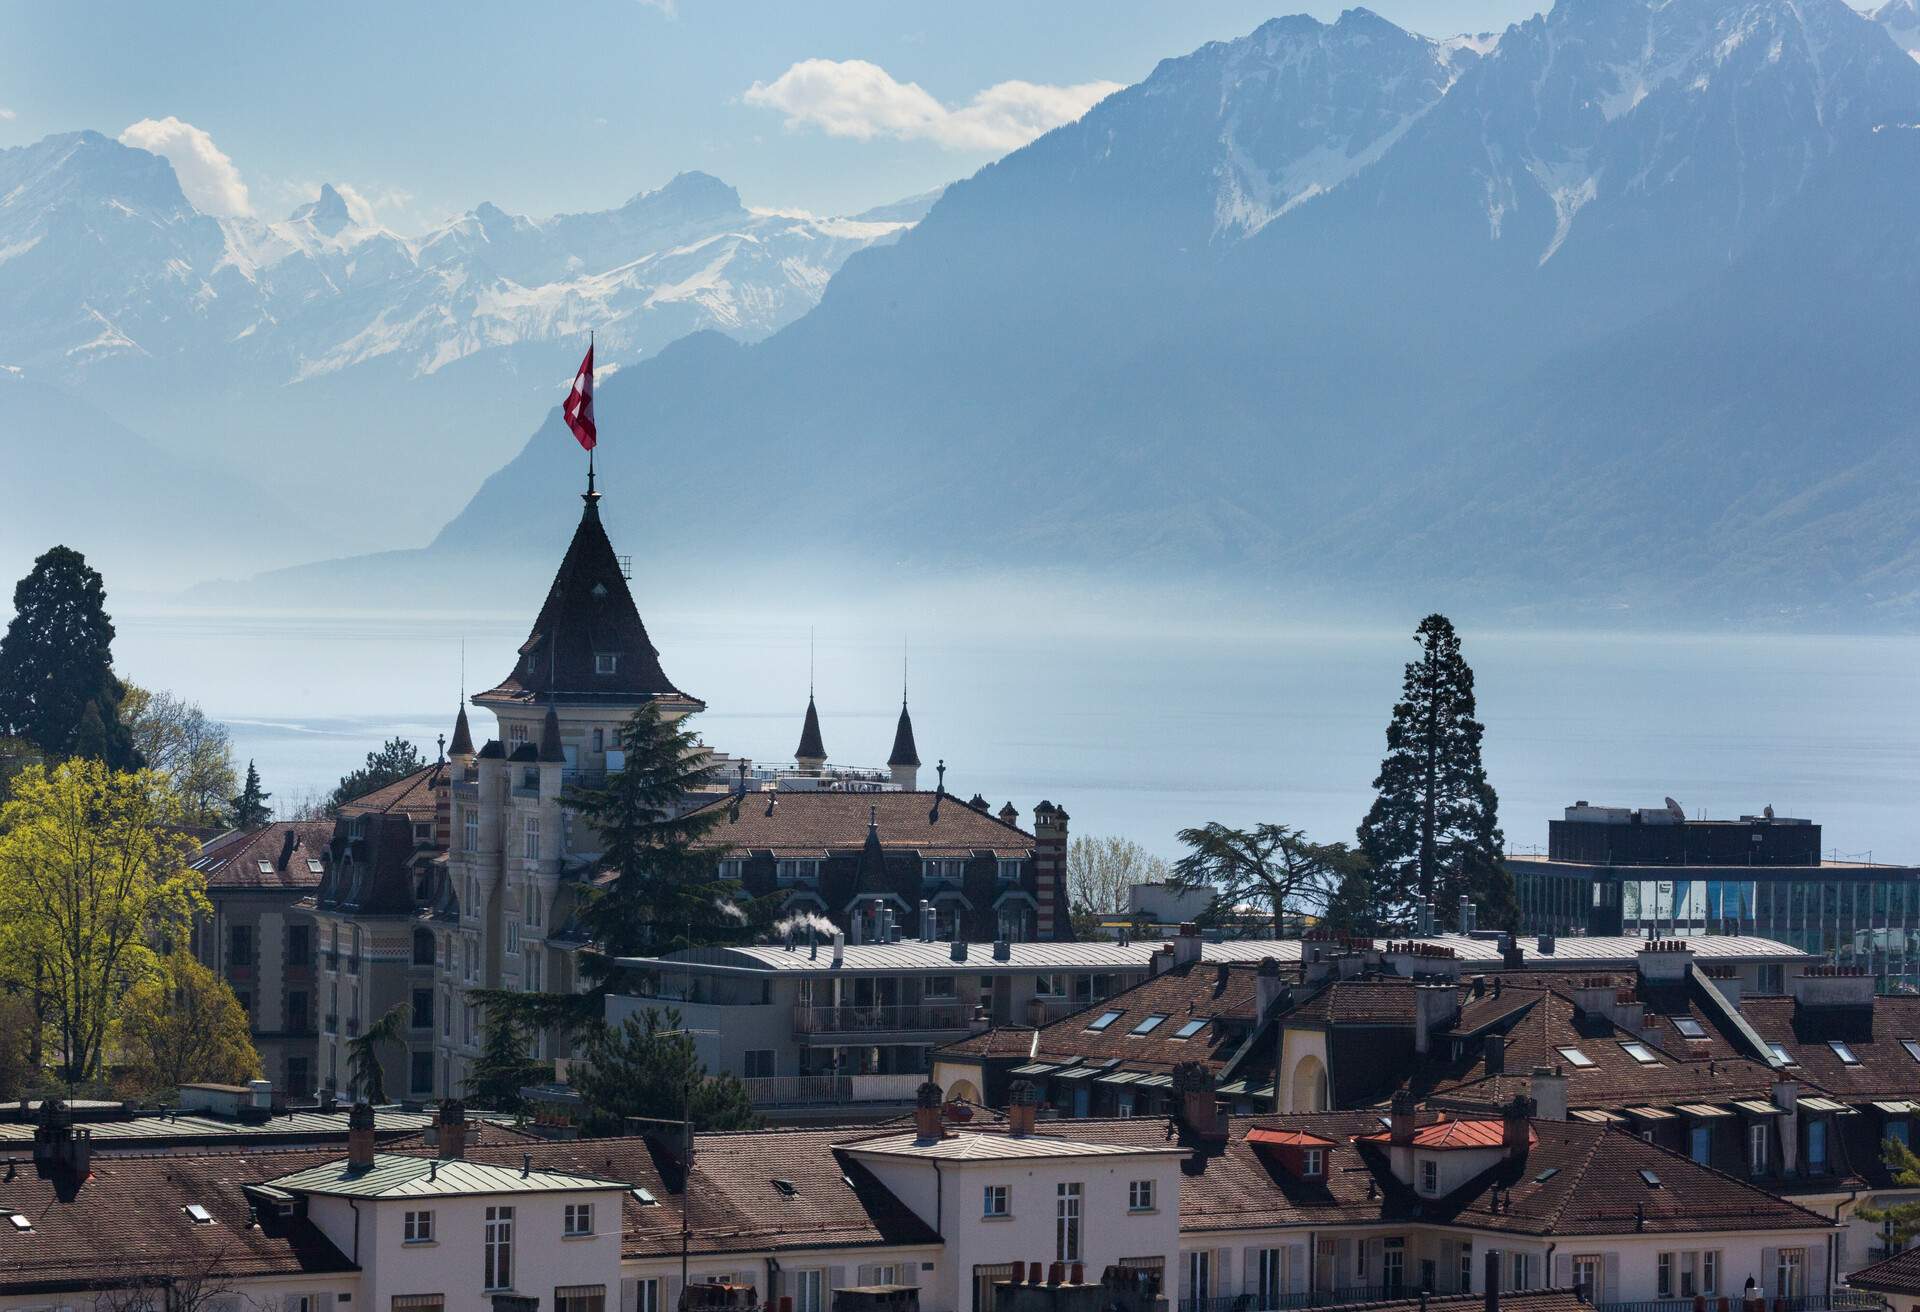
586, 330, 596, 498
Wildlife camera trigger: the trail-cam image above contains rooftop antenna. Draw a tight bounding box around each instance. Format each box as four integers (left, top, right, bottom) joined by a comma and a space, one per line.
902, 636, 909, 706
809, 626, 815, 698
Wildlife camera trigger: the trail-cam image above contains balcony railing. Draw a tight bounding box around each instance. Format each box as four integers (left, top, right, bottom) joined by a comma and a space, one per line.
792, 1003, 973, 1034
1597, 1298, 1880, 1312
740, 1075, 851, 1106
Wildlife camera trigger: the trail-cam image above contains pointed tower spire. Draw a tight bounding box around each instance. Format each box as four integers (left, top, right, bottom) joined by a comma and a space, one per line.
796, 693, 827, 773
449, 704, 475, 758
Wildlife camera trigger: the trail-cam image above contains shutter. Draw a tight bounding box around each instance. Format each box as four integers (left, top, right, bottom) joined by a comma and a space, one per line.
622, 1281, 639, 1312
1762, 1249, 1778, 1298
1244, 1248, 1263, 1297
1216, 1249, 1234, 1299
899, 1262, 920, 1289
1603, 1253, 1620, 1303
829, 1266, 849, 1295
1552, 1255, 1570, 1289
666, 1274, 684, 1312
1288, 1244, 1308, 1295
857, 1265, 877, 1287
1808, 1244, 1827, 1294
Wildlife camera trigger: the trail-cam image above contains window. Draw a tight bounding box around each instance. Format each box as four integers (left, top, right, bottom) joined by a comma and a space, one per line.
1830, 1039, 1861, 1065
507, 920, 521, 956
1055, 1182, 1082, 1262
1302, 1147, 1324, 1177
528, 889, 542, 928
287, 990, 309, 1033
463, 808, 479, 853
1420, 1158, 1439, 1195
924, 975, 956, 999
1087, 1011, 1123, 1032
1658, 1254, 1673, 1298
230, 925, 254, 969
443, 992, 453, 1038
288, 925, 311, 967
409, 1049, 432, 1095
1033, 973, 1067, 998
1808, 1118, 1829, 1170
792, 1272, 823, 1312
1768, 1042, 1798, 1067
1571, 1256, 1600, 1299
1891, 1119, 1911, 1148
595, 652, 619, 674
412, 988, 433, 1029
1186, 1250, 1211, 1302
1128, 1180, 1155, 1211
717, 858, 745, 882
524, 815, 541, 860
1673, 1018, 1706, 1039
984, 1184, 1009, 1217
1774, 1249, 1805, 1298
1511, 1253, 1530, 1291
1173, 1018, 1208, 1039
483, 1205, 514, 1290
556, 1287, 607, 1312
404, 1209, 434, 1243
923, 858, 967, 883
564, 1202, 594, 1237
1690, 1123, 1711, 1164
1555, 1046, 1595, 1068
1129, 1013, 1168, 1035
592, 727, 605, 752
1459, 1242, 1474, 1295
1384, 1239, 1405, 1292
1619, 1041, 1659, 1065
1750, 1122, 1770, 1174
998, 859, 1022, 884
509, 722, 529, 749
744, 1050, 775, 1079
1256, 1249, 1284, 1311
235, 990, 252, 1015
776, 859, 821, 886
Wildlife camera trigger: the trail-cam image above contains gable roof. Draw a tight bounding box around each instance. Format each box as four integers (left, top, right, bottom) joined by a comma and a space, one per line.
191, 821, 334, 891
688, 790, 1036, 858
1847, 1242, 1920, 1294
478, 496, 698, 711
337, 761, 446, 822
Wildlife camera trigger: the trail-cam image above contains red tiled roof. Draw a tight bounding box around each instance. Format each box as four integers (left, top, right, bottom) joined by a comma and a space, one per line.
190, 821, 335, 891
337, 762, 446, 822
1245, 1128, 1338, 1148
1354, 1118, 1529, 1151
689, 790, 1036, 858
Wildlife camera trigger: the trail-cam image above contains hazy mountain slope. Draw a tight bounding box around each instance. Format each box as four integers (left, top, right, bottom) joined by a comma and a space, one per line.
0, 134, 929, 543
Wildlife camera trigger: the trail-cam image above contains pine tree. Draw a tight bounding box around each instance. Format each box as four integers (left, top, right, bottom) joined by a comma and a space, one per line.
0, 547, 140, 768
229, 761, 271, 828
1860, 1138, 1920, 1244
564, 703, 750, 982
346, 1003, 408, 1103
465, 1004, 548, 1114
573, 1007, 759, 1137
1356, 614, 1514, 928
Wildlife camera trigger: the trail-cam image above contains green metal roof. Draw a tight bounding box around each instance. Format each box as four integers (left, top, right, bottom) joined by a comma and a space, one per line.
266, 1152, 623, 1199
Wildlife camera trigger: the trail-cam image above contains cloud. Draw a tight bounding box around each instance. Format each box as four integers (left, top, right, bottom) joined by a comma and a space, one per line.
743, 59, 1122, 153
637, 0, 677, 15
0, 106, 15, 122
117, 116, 252, 216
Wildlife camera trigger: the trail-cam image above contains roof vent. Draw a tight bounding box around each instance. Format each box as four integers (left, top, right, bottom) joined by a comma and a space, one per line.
772, 1178, 797, 1196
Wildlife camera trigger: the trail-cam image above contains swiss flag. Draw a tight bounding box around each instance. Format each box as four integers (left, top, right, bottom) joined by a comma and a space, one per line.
562, 344, 596, 450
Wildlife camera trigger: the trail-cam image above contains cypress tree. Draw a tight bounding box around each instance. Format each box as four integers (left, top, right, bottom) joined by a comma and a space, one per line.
1356, 614, 1514, 928
0, 546, 139, 768
229, 760, 272, 828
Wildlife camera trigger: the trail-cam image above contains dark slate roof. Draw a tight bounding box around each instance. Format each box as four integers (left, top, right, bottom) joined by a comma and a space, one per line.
687, 790, 1036, 858
337, 762, 445, 823
449, 704, 475, 757
191, 821, 334, 892
1847, 1243, 1920, 1294
889, 701, 920, 768
797, 694, 826, 761
478, 496, 698, 710
1740, 995, 1920, 1099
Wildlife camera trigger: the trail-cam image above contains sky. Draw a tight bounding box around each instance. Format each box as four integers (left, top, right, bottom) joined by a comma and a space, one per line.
0, 0, 1548, 231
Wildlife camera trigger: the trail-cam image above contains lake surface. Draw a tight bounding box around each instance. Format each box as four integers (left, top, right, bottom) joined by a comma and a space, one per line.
112, 602, 1920, 864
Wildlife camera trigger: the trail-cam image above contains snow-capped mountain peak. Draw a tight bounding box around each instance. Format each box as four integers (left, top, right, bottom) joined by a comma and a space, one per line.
287, 182, 356, 234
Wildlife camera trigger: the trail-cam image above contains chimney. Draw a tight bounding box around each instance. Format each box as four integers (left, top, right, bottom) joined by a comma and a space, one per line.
1173, 1061, 1222, 1139
1007, 1080, 1041, 1135
1416, 899, 1434, 937
437, 1098, 468, 1160
1499, 933, 1524, 970
951, 940, 969, 963
1529, 1066, 1568, 1121
347, 1101, 376, 1170
1484, 1033, 1506, 1076
993, 939, 1011, 961
1636, 939, 1695, 985
1458, 895, 1474, 935
914, 1081, 947, 1141
1389, 1090, 1417, 1146
1255, 957, 1288, 1020
832, 931, 845, 967
1173, 923, 1203, 967
1032, 802, 1068, 941
249, 1079, 274, 1110
1790, 964, 1875, 1011
1149, 943, 1174, 977
279, 828, 298, 870
30, 1100, 91, 1182
921, 902, 937, 943
1536, 933, 1556, 955
1484, 1249, 1503, 1312
1413, 982, 1458, 1055
1501, 1092, 1535, 1159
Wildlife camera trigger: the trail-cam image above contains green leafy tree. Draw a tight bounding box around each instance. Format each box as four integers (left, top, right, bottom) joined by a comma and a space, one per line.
229, 760, 272, 829
464, 1004, 548, 1114
115, 951, 262, 1099
1322, 864, 1380, 935
346, 1003, 408, 1103
0, 546, 140, 768
1860, 1138, 1920, 1245
564, 704, 748, 980
327, 737, 426, 814
121, 684, 238, 828
1170, 822, 1363, 938
1356, 614, 1514, 928
573, 1007, 759, 1137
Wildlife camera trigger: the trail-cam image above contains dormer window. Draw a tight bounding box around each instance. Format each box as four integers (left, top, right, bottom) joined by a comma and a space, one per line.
997, 859, 1022, 883
525, 651, 538, 673
1302, 1148, 1324, 1177
776, 859, 820, 886
1419, 1159, 1439, 1195
595, 652, 620, 675
923, 858, 967, 884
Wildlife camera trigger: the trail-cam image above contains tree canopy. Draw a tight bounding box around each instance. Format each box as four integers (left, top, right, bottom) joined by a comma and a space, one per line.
1067, 834, 1168, 920
464, 1003, 549, 1114
229, 760, 271, 828
573, 1007, 759, 1138
1860, 1137, 1920, 1245
121, 684, 238, 828
0, 546, 139, 769
1170, 822, 1363, 937
1356, 614, 1514, 929
327, 737, 426, 814
115, 950, 262, 1099
346, 1003, 408, 1103
0, 759, 204, 1083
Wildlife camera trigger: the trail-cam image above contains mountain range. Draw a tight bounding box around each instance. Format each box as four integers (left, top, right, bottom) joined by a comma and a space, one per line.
13, 0, 1920, 626
0, 133, 930, 581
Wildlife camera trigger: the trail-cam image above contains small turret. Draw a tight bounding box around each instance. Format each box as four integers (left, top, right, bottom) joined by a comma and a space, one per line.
796, 694, 827, 773
888, 699, 920, 790
539, 704, 566, 764
449, 705, 475, 759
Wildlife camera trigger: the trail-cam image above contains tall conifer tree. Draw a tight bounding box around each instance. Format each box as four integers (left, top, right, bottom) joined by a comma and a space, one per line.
1357, 614, 1514, 927
0, 547, 139, 768
229, 760, 271, 828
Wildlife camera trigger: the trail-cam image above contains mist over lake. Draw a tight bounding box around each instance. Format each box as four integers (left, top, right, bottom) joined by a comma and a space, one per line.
113, 595, 1920, 864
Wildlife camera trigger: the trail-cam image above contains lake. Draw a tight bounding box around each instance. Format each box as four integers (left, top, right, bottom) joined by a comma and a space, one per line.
111, 600, 1920, 864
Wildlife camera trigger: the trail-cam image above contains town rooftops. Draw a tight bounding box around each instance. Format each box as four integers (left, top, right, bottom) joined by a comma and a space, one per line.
1353, 1117, 1534, 1151
191, 820, 334, 891
1846, 1244, 1920, 1295
842, 1130, 1186, 1162
686, 789, 1036, 858
337, 761, 446, 822
267, 1151, 621, 1199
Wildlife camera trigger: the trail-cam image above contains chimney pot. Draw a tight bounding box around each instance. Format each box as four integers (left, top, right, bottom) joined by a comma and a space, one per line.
1485, 1248, 1503, 1312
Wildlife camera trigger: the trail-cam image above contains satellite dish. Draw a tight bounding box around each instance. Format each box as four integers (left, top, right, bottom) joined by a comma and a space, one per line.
1664, 797, 1685, 820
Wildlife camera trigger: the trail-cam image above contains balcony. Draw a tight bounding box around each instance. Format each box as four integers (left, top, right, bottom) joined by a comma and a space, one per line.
791, 1003, 973, 1037
738, 1073, 929, 1108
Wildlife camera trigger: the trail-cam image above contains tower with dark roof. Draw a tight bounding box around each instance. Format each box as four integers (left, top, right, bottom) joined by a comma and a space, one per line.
796, 694, 827, 774
888, 699, 920, 790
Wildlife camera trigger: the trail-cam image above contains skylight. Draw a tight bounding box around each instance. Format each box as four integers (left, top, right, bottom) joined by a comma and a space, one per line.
257, 860, 274, 874
1902, 1040, 1920, 1063
1768, 1043, 1798, 1067
1130, 1013, 1169, 1035
1533, 1167, 1560, 1183
1620, 1042, 1659, 1065
772, 1178, 797, 1196
307, 858, 325, 874
1830, 1040, 1861, 1066
7, 1213, 30, 1232
1639, 1169, 1661, 1188
1087, 1011, 1123, 1032
1173, 1019, 1208, 1039
1555, 1046, 1596, 1069
1673, 1018, 1706, 1039
631, 1187, 659, 1206
184, 1204, 214, 1225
